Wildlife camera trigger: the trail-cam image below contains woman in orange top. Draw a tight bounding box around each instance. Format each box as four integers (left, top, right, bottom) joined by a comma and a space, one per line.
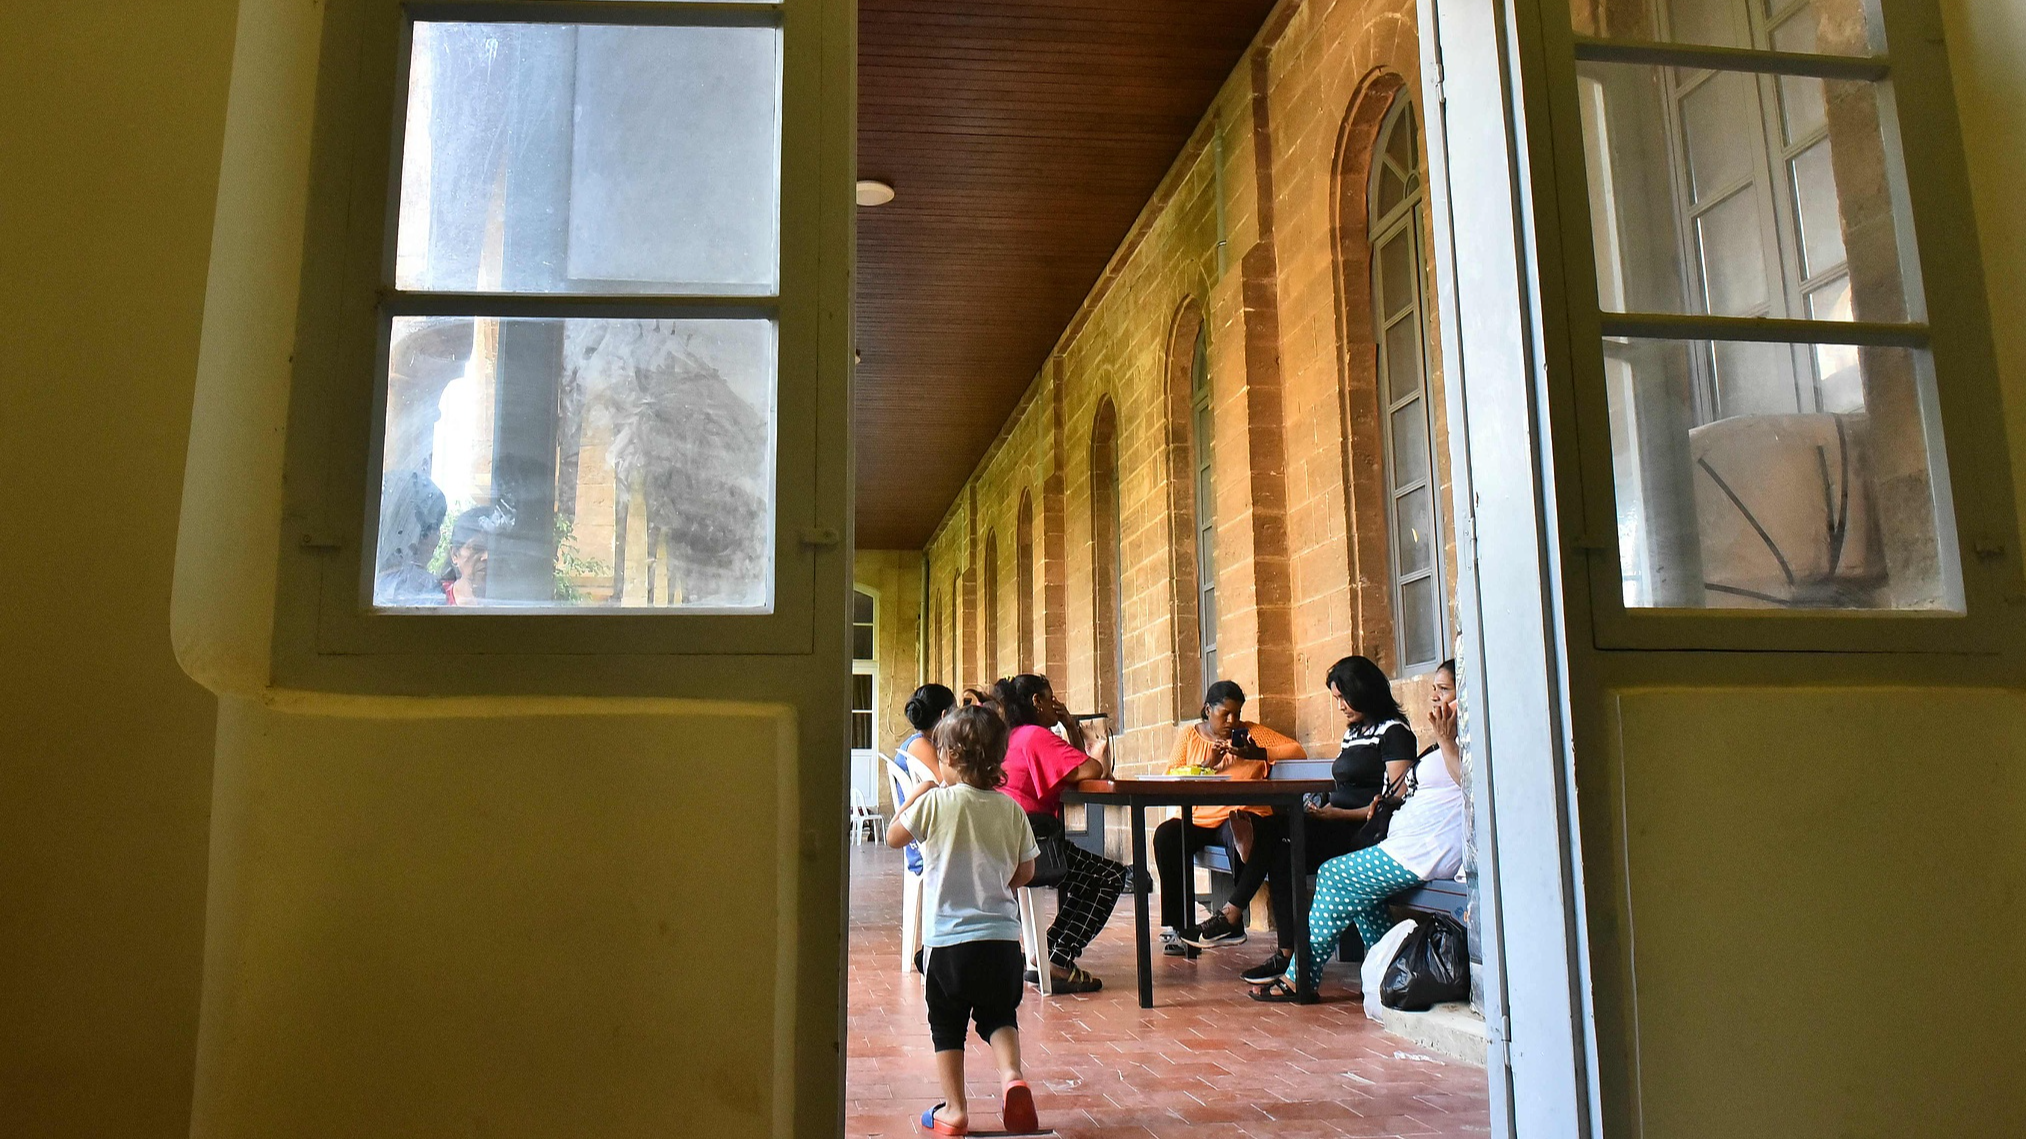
1152, 680, 1304, 955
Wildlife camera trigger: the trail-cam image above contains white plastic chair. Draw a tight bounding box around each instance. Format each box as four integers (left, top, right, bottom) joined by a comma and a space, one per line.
1018, 886, 1052, 997
848, 788, 884, 845
885, 757, 928, 973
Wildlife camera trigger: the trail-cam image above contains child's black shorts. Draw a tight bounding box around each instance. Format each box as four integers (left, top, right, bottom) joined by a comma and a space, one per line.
922, 939, 1025, 1052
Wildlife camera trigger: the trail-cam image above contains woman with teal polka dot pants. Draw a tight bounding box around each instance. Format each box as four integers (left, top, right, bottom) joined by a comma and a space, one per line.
1255, 847, 1421, 999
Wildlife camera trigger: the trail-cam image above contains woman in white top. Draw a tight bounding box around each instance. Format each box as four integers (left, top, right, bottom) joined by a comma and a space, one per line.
1250, 660, 1468, 1002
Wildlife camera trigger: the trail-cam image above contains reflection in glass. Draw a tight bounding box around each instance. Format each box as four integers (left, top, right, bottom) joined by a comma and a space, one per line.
1396, 487, 1434, 576
374, 316, 778, 611
1391, 401, 1431, 488
1399, 577, 1439, 669
1577, 61, 1907, 325
1602, 339, 1956, 611
395, 22, 782, 295
1572, 0, 1879, 57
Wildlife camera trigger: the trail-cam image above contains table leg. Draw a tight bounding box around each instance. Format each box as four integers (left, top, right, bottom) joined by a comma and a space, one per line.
1178, 803, 1195, 934
1290, 804, 1314, 1001
1131, 801, 1153, 1009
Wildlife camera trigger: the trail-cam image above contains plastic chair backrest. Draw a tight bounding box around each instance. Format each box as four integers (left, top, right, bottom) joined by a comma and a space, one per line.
884, 755, 924, 875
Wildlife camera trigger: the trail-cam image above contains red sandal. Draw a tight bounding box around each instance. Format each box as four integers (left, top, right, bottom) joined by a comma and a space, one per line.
919, 1104, 966, 1136
1001, 1080, 1038, 1134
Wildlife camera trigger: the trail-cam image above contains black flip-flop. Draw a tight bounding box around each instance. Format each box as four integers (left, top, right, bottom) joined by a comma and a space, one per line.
1247, 977, 1319, 1004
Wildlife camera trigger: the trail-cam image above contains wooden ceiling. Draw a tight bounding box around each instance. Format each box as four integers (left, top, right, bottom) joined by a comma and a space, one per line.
854, 0, 1280, 549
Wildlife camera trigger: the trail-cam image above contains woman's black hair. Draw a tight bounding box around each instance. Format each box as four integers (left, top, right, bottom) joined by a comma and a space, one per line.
1324, 655, 1408, 725
440, 505, 499, 583
1437, 659, 1457, 679
903, 684, 957, 733
990, 674, 1054, 729
1202, 679, 1247, 712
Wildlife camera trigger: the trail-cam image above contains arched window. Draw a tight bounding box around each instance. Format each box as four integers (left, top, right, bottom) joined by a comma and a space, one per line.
1188, 321, 1218, 685
1016, 492, 1035, 671
948, 574, 962, 685
1369, 98, 1448, 675
1090, 399, 1124, 727
983, 531, 1000, 679
850, 588, 876, 751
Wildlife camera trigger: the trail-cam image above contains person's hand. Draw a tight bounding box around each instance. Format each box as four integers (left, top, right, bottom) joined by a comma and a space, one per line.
1430, 699, 1459, 747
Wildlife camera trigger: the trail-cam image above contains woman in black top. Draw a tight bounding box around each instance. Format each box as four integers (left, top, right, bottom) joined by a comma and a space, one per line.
1221, 656, 1418, 985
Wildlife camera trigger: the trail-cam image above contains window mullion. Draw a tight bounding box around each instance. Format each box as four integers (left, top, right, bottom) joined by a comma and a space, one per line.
407, 1, 783, 31
383, 292, 780, 320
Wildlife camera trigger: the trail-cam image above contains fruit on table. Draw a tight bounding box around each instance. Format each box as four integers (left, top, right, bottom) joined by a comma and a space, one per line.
1168, 765, 1216, 776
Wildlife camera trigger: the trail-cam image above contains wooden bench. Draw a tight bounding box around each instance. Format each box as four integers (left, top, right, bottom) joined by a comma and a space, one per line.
1189, 758, 1478, 963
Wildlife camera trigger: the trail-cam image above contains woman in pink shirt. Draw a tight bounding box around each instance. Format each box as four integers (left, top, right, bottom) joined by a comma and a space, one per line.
987, 674, 1126, 994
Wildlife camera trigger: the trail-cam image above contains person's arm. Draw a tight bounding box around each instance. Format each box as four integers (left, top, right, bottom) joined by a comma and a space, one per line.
1166, 726, 1196, 773
1248, 723, 1306, 763
1010, 858, 1037, 889
884, 780, 935, 848
1064, 723, 1112, 782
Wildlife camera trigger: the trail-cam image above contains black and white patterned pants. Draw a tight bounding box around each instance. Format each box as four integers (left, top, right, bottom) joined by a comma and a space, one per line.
1047, 842, 1130, 968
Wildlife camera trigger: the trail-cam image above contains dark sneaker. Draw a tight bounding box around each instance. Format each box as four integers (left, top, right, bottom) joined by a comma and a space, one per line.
1241, 950, 1293, 984
1161, 929, 1202, 959
1182, 912, 1247, 948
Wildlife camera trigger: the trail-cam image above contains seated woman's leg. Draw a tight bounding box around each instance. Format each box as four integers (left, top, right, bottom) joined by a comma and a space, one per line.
1152, 819, 1189, 931
1223, 811, 1284, 923
1048, 842, 1129, 970
1300, 848, 1425, 984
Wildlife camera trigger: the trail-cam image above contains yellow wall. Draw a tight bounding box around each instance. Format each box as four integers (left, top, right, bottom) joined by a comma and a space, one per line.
0, 2, 237, 1136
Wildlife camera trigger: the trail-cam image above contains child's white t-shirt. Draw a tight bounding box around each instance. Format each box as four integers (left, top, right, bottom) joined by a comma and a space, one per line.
896, 783, 1040, 947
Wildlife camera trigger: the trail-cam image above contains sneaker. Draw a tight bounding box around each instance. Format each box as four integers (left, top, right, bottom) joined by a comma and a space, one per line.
1241, 949, 1293, 985
1182, 912, 1247, 948
1161, 929, 1202, 959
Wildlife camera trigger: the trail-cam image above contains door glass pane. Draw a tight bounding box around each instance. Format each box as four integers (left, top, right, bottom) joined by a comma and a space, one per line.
1681, 72, 1756, 201
1395, 487, 1435, 576
1571, 0, 1878, 56
1578, 61, 1908, 322
1696, 191, 1771, 315
1602, 338, 1958, 611
1789, 139, 1846, 276
1378, 230, 1416, 320
395, 22, 782, 295
1399, 576, 1440, 669
373, 316, 778, 611
1375, 165, 1408, 219
852, 712, 873, 751
854, 590, 875, 623
853, 625, 875, 661
1391, 400, 1431, 488
1384, 315, 1423, 405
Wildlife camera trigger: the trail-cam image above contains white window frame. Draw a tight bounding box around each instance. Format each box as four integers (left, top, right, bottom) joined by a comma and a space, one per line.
1189, 321, 1219, 685
1370, 96, 1451, 676
270, 0, 849, 691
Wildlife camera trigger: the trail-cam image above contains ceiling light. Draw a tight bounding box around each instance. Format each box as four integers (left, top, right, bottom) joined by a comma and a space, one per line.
856, 179, 896, 207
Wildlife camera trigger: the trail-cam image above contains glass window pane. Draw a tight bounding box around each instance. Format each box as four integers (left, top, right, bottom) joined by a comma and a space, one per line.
1696, 190, 1772, 315
374, 316, 778, 611
1391, 400, 1432, 488
1384, 315, 1423, 406
395, 22, 782, 295
1806, 277, 1863, 411
1578, 61, 1908, 322
1378, 230, 1416, 320
852, 712, 873, 752
1399, 576, 1440, 670
854, 590, 875, 622
853, 625, 874, 661
1789, 138, 1847, 277
852, 672, 874, 712
1375, 166, 1407, 219
1395, 486, 1435, 576
1572, 0, 1878, 56
1602, 337, 1958, 611
1778, 74, 1828, 144
1681, 71, 1757, 201
1711, 338, 1800, 417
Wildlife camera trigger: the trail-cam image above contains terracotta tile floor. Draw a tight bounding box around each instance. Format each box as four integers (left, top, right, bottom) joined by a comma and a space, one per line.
847, 844, 1490, 1139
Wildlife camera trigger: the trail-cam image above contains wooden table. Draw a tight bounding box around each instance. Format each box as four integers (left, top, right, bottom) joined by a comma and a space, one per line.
1060, 776, 1335, 1008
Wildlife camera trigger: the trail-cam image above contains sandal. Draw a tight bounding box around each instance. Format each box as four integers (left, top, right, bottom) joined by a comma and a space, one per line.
1051, 964, 1103, 994
919, 1104, 966, 1136
1247, 976, 1319, 1004
1001, 1080, 1038, 1134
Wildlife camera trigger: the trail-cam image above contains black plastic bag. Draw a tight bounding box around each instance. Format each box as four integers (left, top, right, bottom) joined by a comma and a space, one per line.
1380, 916, 1469, 1011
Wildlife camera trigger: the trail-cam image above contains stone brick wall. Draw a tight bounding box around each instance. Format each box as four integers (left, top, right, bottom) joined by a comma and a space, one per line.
921, 0, 1456, 767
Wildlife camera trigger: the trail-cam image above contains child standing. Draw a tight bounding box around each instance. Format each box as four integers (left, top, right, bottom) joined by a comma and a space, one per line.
888, 705, 1043, 1136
